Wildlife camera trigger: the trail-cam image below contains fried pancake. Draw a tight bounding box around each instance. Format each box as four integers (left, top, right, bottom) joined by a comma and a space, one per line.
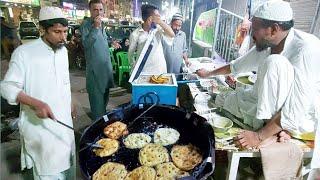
171, 144, 202, 171
104, 121, 129, 140
155, 162, 190, 180
123, 133, 152, 149
124, 166, 156, 180
139, 143, 170, 167
93, 162, 127, 180
93, 138, 119, 157
153, 128, 180, 146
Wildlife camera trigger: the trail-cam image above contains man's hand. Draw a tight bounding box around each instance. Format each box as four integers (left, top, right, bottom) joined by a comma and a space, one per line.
152, 14, 162, 24
32, 100, 56, 120
278, 130, 291, 142
226, 75, 236, 89
185, 59, 191, 67
235, 130, 261, 149
93, 15, 102, 28
196, 68, 210, 78
71, 104, 77, 120
17, 92, 55, 120
112, 40, 121, 49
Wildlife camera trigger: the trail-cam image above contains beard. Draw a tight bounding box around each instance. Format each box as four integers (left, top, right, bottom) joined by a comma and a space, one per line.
49, 41, 65, 51
173, 29, 179, 35
255, 38, 276, 51
42, 36, 65, 51
54, 43, 65, 50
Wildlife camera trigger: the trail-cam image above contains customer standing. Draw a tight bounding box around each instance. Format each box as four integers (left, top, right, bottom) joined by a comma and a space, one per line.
128, 4, 174, 74
163, 13, 190, 75
0, 6, 75, 179
80, 0, 114, 120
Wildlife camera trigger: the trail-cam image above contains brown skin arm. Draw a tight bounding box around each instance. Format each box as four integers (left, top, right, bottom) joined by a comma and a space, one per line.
153, 15, 175, 38
183, 53, 191, 67
236, 111, 283, 148
71, 103, 77, 119
17, 91, 56, 120
159, 20, 175, 38
196, 64, 231, 77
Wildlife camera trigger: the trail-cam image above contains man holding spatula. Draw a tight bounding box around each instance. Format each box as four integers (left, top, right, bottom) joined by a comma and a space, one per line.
1, 6, 76, 179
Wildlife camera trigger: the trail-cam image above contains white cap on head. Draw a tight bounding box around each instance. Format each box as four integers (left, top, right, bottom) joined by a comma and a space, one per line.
172, 13, 183, 21
253, 0, 293, 21
39, 6, 65, 21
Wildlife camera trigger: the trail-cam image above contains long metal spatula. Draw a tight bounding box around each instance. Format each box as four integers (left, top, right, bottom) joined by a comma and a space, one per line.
55, 119, 74, 131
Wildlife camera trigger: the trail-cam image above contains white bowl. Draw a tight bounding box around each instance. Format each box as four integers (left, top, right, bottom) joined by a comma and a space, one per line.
211, 117, 233, 133
248, 74, 257, 84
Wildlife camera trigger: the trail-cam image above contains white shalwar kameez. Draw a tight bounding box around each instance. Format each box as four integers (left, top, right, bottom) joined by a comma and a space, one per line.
128, 26, 173, 74
221, 28, 320, 168
0, 39, 75, 178
217, 53, 294, 130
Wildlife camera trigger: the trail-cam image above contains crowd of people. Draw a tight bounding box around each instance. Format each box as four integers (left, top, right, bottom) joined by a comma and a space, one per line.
1, 0, 319, 179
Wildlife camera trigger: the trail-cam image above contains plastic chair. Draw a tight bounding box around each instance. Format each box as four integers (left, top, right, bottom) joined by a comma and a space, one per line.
116, 52, 130, 86
109, 48, 117, 73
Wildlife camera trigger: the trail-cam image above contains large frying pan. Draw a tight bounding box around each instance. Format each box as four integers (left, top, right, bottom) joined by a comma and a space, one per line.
79, 103, 215, 180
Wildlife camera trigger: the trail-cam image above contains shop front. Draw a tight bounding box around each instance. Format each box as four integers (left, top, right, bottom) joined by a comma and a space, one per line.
61, 1, 89, 24
0, 0, 40, 26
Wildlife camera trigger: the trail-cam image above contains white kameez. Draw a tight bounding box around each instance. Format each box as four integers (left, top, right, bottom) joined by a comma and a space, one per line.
0, 39, 75, 175
216, 54, 294, 130
228, 28, 320, 168
128, 26, 173, 74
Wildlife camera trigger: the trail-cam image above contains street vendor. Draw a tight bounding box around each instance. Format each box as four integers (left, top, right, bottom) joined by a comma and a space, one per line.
196, 0, 320, 172
0, 7, 76, 179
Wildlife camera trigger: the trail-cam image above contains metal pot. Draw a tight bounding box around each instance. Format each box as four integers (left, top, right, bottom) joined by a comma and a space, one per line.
78, 103, 215, 180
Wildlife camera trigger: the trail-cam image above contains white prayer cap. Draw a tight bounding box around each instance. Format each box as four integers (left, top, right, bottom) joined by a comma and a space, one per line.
172, 13, 183, 21
253, 0, 293, 21
39, 6, 65, 21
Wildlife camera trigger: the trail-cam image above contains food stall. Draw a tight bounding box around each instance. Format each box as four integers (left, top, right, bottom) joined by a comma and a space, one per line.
184, 58, 314, 180
78, 31, 216, 180
77, 22, 314, 179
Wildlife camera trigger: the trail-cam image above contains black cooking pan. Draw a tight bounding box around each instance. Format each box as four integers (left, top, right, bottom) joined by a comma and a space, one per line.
78, 103, 215, 180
